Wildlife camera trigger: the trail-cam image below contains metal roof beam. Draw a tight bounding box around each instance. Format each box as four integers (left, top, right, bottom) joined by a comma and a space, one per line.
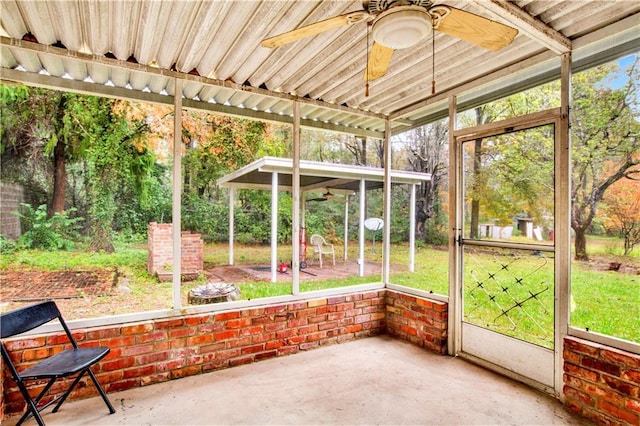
477, 0, 572, 54
0, 67, 384, 139
0, 36, 387, 121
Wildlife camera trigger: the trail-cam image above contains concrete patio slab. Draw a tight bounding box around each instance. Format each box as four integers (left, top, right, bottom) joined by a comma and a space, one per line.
5, 336, 590, 425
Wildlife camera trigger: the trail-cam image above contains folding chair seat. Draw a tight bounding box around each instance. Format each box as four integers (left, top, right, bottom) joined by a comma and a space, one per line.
1, 301, 115, 426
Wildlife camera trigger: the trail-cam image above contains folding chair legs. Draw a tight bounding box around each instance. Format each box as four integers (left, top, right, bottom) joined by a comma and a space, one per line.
50, 369, 115, 416
15, 377, 55, 426
87, 369, 116, 414
14, 369, 115, 426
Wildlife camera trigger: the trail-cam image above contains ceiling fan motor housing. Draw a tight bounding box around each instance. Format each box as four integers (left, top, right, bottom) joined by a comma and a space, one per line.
364, 0, 434, 14
371, 5, 432, 49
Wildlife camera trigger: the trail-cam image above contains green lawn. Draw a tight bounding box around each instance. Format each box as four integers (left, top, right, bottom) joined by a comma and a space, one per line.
1, 239, 637, 345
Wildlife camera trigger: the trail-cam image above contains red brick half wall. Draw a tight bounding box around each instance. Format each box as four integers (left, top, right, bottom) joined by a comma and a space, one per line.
1, 290, 451, 419
563, 336, 640, 425
2, 291, 388, 416
385, 290, 448, 354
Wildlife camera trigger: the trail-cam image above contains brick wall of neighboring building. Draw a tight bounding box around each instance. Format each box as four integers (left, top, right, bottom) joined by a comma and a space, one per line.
0, 183, 24, 239
147, 222, 203, 278
563, 336, 640, 425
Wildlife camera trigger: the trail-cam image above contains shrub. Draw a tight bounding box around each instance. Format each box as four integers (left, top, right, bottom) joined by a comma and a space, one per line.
15, 204, 83, 250
0, 234, 17, 254
424, 225, 448, 246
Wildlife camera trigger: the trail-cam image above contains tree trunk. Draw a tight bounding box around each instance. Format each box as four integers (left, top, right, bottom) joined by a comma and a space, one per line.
574, 228, 588, 261
49, 95, 68, 217
469, 138, 483, 239
49, 138, 67, 216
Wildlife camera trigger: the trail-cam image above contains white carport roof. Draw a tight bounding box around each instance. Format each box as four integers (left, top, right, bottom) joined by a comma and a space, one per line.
216, 156, 431, 194
217, 156, 430, 283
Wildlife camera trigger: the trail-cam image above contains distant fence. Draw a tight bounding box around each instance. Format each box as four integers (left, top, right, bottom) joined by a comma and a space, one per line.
0, 182, 24, 239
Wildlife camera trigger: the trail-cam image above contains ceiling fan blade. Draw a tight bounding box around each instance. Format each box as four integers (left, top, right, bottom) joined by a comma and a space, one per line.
262, 10, 369, 48
364, 42, 394, 81
433, 6, 518, 51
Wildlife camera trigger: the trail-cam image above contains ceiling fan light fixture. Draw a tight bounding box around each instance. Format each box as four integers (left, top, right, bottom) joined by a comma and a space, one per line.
371, 6, 431, 50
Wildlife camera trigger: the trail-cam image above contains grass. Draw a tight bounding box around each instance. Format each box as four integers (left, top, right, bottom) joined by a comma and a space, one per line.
462, 248, 555, 348
1, 239, 638, 346
570, 266, 640, 341
584, 235, 640, 259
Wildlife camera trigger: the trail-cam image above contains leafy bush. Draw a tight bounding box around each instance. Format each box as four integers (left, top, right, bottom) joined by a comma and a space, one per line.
15, 204, 83, 250
424, 225, 448, 246
181, 193, 229, 241
0, 234, 17, 254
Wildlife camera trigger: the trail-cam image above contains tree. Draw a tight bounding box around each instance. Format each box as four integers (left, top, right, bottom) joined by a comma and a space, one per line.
1, 87, 90, 214
400, 120, 449, 242
571, 57, 640, 260
1, 86, 159, 250
600, 173, 640, 255
81, 98, 156, 252
117, 101, 287, 239
344, 136, 368, 166
453, 56, 639, 260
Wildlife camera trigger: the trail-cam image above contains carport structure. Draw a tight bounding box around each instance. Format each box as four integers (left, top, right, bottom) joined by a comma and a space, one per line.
1, 1, 639, 425
216, 156, 431, 283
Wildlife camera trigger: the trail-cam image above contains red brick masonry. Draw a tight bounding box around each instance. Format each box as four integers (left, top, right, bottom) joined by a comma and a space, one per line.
1, 290, 389, 416
147, 222, 203, 279
2, 291, 638, 426
385, 290, 447, 354
563, 336, 640, 425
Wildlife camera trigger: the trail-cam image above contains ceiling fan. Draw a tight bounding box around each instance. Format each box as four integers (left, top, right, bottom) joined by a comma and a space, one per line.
261, 0, 518, 88
307, 190, 335, 202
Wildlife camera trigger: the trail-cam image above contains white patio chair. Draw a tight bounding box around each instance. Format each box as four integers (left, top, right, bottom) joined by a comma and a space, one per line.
310, 234, 335, 268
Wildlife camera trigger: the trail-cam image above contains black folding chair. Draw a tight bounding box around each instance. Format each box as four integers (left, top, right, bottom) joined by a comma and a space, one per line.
0, 301, 115, 425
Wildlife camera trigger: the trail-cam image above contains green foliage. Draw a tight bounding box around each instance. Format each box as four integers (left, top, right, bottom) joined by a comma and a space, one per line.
15, 203, 83, 250
424, 225, 448, 246
182, 116, 280, 198
113, 162, 172, 235
80, 97, 158, 252
181, 192, 229, 240
423, 196, 449, 246
0, 234, 17, 254
1, 86, 162, 251
181, 190, 294, 244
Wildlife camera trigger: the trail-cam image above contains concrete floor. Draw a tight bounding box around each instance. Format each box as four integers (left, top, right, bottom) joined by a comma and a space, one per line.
5, 336, 590, 425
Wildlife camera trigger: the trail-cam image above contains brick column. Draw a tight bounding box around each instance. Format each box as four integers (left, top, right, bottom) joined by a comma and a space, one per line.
147, 223, 203, 280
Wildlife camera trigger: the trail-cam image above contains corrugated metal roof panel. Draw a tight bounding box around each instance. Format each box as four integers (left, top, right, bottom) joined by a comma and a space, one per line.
0, 0, 638, 137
